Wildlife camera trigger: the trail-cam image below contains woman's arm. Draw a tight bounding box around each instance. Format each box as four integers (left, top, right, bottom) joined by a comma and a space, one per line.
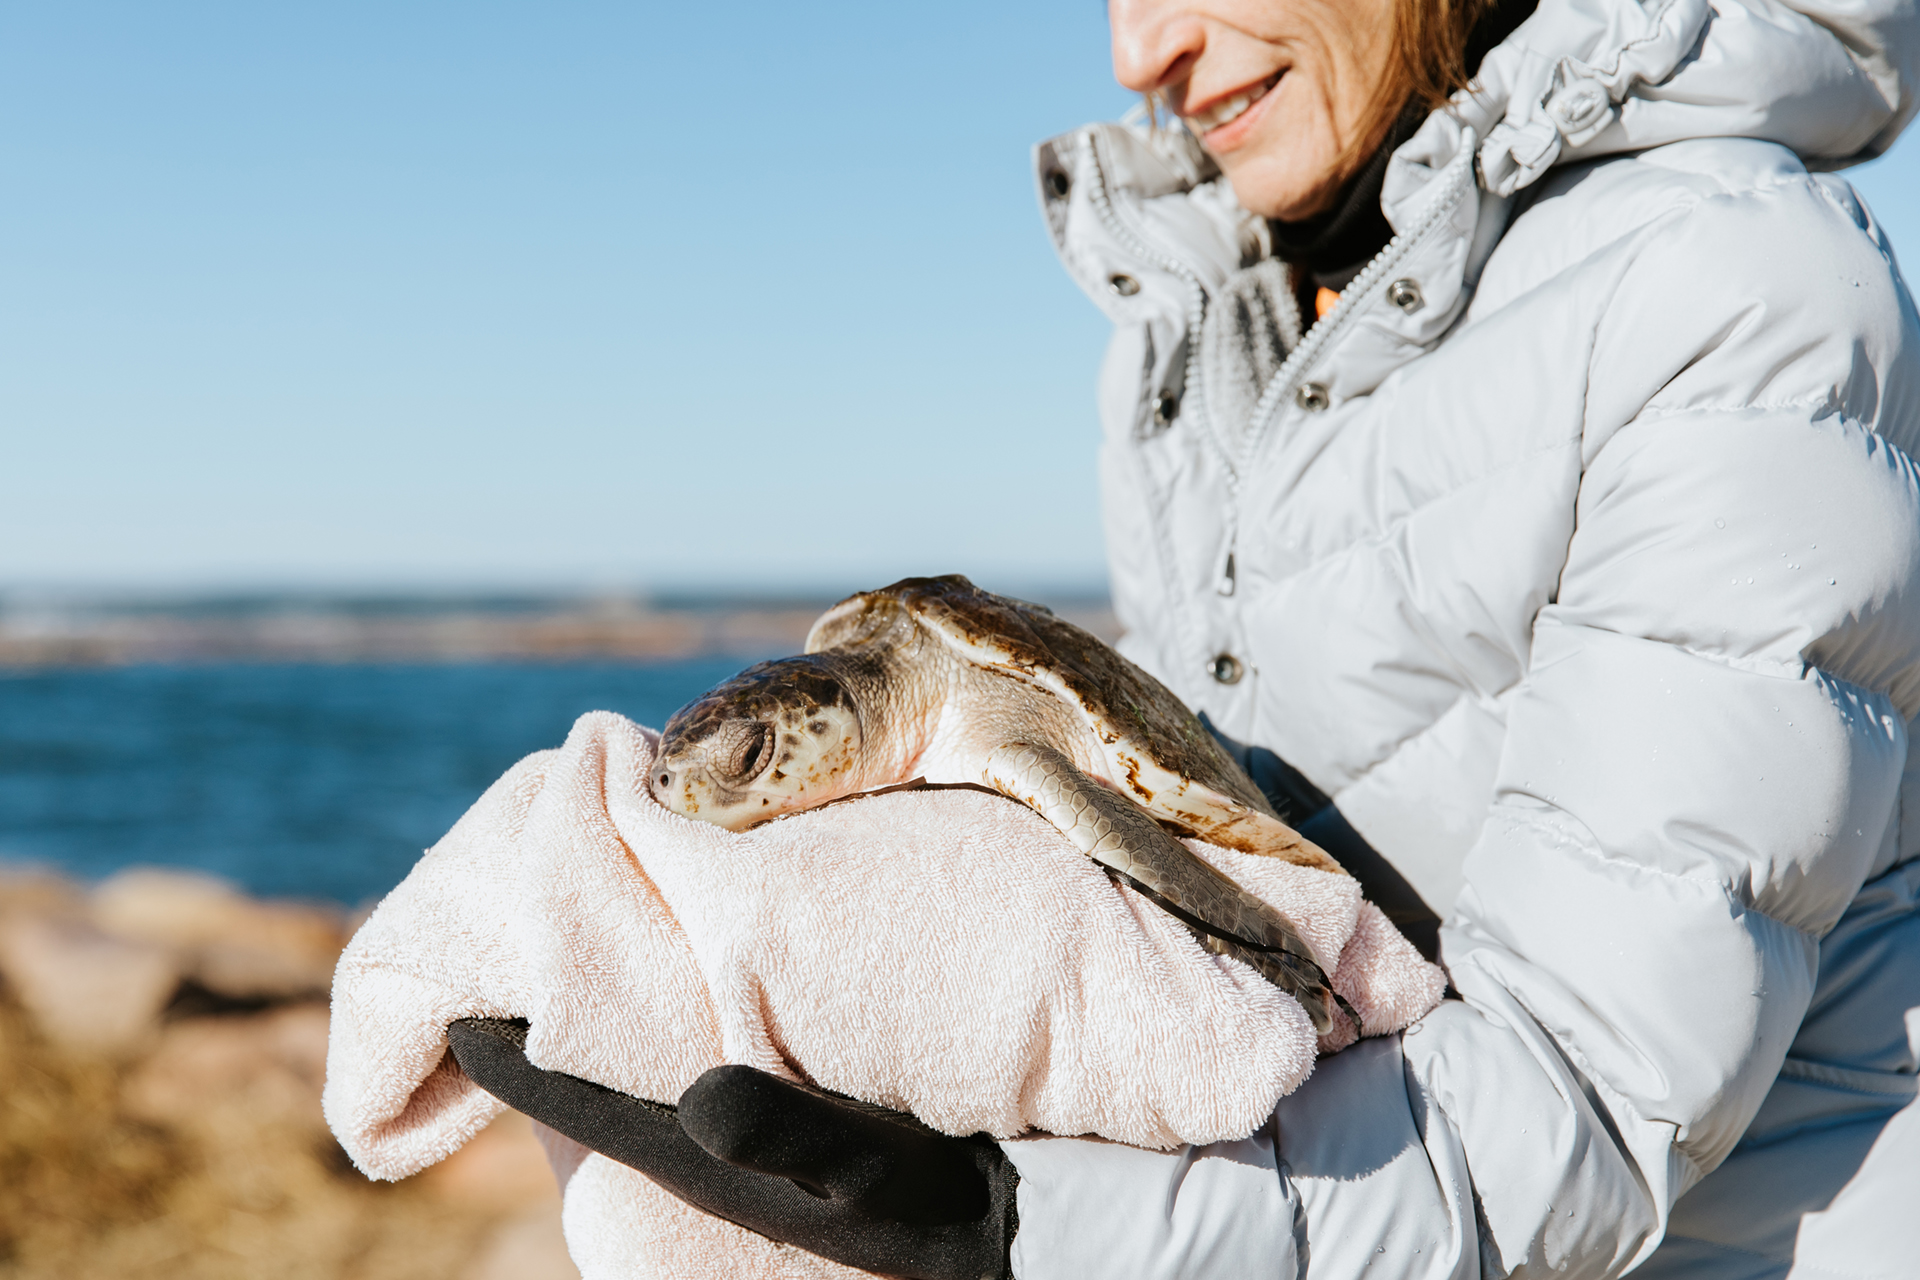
1330, 169, 1920, 1280
1405, 169, 1920, 1272
1022, 163, 1920, 1278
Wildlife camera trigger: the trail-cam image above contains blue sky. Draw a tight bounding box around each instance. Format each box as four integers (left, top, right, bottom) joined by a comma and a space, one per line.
4, 3, 1917, 597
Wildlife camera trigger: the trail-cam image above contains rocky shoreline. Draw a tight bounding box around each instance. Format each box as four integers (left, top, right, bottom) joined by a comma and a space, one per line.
0, 866, 576, 1279
0, 599, 829, 667
0, 593, 1120, 667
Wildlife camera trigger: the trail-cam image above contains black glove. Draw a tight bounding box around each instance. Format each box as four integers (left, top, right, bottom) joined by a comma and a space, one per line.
445, 1017, 1018, 1280
1201, 713, 1442, 961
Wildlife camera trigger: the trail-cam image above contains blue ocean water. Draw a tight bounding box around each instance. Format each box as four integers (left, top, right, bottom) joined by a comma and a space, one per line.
0, 660, 746, 906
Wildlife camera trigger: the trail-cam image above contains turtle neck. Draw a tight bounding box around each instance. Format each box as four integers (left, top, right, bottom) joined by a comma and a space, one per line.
1270, 0, 1540, 293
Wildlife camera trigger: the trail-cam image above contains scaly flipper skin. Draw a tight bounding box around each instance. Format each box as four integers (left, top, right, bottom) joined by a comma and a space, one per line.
1128, 773, 1346, 874
985, 741, 1340, 1035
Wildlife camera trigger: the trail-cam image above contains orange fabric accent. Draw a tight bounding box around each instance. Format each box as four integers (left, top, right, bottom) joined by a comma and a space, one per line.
1315, 287, 1340, 320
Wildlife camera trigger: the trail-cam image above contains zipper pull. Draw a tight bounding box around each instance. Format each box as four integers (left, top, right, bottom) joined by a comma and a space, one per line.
1216, 549, 1237, 597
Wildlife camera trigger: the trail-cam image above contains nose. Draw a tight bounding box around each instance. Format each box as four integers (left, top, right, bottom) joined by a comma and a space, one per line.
1108, 0, 1206, 96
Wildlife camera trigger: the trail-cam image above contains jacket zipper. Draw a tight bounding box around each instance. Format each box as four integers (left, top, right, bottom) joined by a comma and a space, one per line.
1234, 137, 1479, 479
1077, 130, 1235, 477
1079, 124, 1476, 650
1217, 135, 1478, 597
1078, 128, 1225, 666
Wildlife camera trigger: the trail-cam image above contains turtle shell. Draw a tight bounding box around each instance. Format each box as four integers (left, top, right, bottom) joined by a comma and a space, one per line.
805, 575, 1276, 823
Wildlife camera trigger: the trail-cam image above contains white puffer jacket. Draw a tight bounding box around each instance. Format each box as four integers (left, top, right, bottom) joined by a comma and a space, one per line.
1005, 1, 1920, 1277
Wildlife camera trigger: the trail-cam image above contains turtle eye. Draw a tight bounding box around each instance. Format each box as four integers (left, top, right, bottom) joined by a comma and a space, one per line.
724, 722, 772, 782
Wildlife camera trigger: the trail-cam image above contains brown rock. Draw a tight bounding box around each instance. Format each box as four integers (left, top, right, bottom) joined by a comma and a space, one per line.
0, 866, 86, 917
417, 1109, 563, 1212
0, 991, 565, 1280
121, 1004, 332, 1132
0, 913, 180, 1052
472, 1203, 580, 1280
91, 867, 347, 1001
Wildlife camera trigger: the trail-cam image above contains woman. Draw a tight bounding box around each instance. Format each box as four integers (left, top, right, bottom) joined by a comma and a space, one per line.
463, 0, 1920, 1274
1012, 0, 1920, 1274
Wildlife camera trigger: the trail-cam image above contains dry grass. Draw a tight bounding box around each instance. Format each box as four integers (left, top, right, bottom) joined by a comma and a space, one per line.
0, 994, 520, 1280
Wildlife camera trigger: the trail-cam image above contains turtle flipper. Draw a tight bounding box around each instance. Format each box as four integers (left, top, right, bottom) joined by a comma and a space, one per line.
1146, 783, 1348, 875
984, 741, 1343, 1035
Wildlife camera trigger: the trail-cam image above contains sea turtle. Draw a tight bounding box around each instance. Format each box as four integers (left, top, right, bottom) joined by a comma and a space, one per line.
648, 575, 1351, 1033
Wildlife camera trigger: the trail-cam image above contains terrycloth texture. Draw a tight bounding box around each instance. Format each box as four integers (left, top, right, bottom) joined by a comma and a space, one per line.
324, 711, 1442, 1273
535, 1126, 872, 1280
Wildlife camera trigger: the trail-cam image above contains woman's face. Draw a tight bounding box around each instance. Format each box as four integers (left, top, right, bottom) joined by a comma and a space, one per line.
1109, 0, 1398, 221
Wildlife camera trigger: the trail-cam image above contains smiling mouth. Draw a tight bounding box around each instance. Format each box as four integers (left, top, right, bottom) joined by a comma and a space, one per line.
1182, 72, 1283, 135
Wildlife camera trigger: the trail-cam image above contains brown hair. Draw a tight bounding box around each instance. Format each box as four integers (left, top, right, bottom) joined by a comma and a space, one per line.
1391, 0, 1497, 113
1345, 0, 1494, 166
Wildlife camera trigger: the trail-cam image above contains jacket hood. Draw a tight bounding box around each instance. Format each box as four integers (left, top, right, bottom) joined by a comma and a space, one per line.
1465, 0, 1919, 195
1068, 0, 1917, 209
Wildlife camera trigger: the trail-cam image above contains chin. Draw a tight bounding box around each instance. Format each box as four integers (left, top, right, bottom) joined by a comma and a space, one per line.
1220, 154, 1341, 222
1214, 122, 1344, 221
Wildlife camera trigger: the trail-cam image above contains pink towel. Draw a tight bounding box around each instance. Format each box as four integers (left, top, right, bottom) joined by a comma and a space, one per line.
324, 711, 1443, 1277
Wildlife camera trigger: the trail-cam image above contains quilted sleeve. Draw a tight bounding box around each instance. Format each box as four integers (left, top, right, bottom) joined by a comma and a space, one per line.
1332, 169, 1920, 1277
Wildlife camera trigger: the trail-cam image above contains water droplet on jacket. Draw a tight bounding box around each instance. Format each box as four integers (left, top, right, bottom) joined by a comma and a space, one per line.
1715, 518, 1726, 528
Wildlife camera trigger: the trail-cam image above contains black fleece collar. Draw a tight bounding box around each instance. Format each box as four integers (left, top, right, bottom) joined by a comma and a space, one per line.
1270, 0, 1540, 291
1269, 103, 1430, 292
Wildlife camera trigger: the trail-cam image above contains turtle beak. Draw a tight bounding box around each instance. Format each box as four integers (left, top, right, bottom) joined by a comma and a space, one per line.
648, 754, 703, 817
649, 719, 777, 822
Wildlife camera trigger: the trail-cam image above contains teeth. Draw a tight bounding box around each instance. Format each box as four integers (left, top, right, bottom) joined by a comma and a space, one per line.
1184, 76, 1276, 134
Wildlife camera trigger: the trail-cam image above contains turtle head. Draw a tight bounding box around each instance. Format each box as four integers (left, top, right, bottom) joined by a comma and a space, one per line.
649, 656, 868, 830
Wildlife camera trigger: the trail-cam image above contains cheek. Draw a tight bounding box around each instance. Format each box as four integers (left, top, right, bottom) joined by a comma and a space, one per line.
764, 709, 863, 794
651, 770, 717, 822
1221, 111, 1343, 217
1248, 75, 1339, 156
686, 777, 793, 831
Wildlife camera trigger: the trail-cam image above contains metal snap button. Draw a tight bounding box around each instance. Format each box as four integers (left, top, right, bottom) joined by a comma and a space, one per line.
1388, 278, 1423, 312
1151, 393, 1178, 426
1108, 274, 1141, 297
1044, 168, 1071, 199
1209, 653, 1244, 685
1294, 381, 1331, 412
